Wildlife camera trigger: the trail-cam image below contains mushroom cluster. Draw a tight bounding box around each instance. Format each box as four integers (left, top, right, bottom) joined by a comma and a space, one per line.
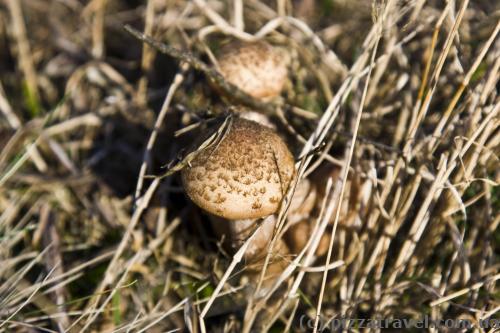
181, 117, 295, 261
180, 39, 327, 290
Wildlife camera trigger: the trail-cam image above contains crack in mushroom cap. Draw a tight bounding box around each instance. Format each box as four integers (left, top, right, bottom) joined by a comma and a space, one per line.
182, 118, 295, 220
217, 41, 288, 100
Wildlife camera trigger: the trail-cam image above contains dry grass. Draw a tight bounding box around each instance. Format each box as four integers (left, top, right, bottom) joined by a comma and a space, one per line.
0, 0, 499, 332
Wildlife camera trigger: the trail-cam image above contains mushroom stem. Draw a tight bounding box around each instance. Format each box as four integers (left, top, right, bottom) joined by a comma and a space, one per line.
244, 238, 290, 298
238, 109, 276, 129
210, 215, 277, 262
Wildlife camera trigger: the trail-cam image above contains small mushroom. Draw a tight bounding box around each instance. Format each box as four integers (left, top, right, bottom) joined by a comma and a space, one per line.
285, 218, 331, 257
216, 41, 289, 100
181, 117, 295, 261
287, 178, 317, 221
284, 178, 330, 256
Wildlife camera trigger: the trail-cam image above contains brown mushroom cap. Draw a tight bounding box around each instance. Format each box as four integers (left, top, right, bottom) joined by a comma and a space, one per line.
217, 41, 288, 100
285, 220, 330, 257
288, 179, 317, 217
182, 118, 295, 220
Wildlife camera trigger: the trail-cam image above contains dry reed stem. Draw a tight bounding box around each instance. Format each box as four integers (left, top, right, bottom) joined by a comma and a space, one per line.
134, 65, 188, 202
136, 0, 157, 107
312, 1, 387, 329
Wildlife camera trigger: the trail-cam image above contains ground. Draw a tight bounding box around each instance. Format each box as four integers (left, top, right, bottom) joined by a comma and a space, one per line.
0, 0, 499, 332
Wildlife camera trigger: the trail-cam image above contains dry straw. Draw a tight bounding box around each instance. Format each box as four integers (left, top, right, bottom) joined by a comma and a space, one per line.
0, 0, 498, 332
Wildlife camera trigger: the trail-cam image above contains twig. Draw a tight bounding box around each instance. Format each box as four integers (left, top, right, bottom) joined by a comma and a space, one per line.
233, 0, 244, 31
134, 64, 188, 203
430, 273, 500, 307
0, 81, 21, 128
90, 0, 108, 59
136, 0, 157, 107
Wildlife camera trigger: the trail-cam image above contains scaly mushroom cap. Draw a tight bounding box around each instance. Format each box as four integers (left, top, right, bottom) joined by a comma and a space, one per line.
217, 41, 288, 100
182, 118, 295, 220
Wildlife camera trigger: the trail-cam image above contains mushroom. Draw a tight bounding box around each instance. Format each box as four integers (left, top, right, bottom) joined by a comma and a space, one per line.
216, 40, 289, 100
285, 218, 331, 256
287, 178, 317, 222
181, 117, 295, 261
284, 178, 331, 256
283, 166, 357, 257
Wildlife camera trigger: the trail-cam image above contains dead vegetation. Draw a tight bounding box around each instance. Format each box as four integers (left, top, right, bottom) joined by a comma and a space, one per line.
0, 0, 499, 332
